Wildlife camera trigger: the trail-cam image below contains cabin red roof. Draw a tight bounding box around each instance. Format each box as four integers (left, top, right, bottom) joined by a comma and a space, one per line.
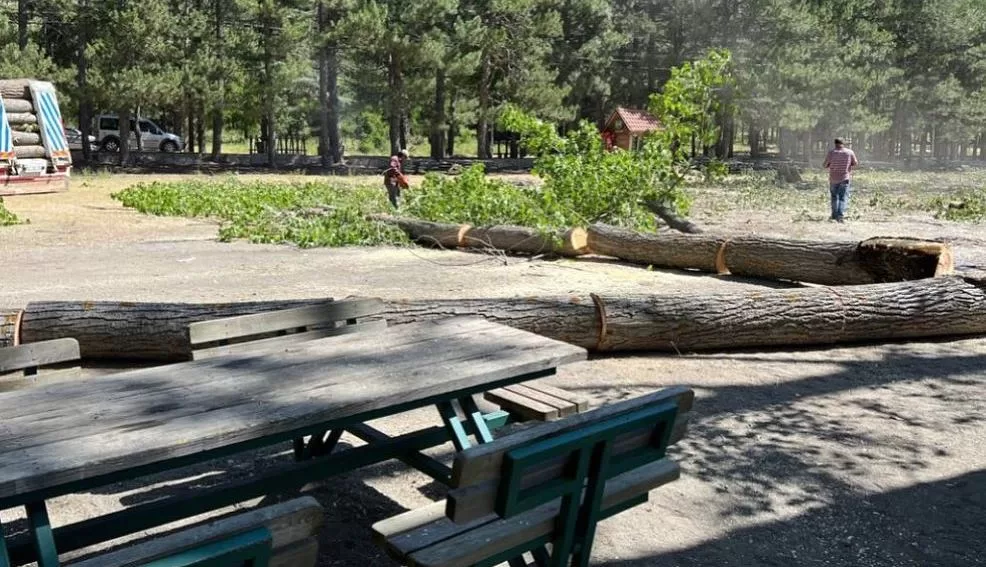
605, 107, 661, 133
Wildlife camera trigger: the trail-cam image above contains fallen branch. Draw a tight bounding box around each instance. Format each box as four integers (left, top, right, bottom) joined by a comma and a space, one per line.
586, 224, 954, 285
643, 200, 704, 234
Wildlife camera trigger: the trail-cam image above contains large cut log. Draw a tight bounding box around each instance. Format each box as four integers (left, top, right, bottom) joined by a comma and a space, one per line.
370, 214, 588, 257
13, 145, 46, 159
6, 113, 38, 126
2, 99, 33, 113
586, 224, 954, 285
14, 277, 986, 360
11, 131, 41, 145
384, 276, 986, 351
0, 79, 32, 99
19, 299, 337, 361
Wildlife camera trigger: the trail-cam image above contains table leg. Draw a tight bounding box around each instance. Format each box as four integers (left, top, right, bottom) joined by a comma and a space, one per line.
437, 400, 473, 451
294, 429, 344, 461
458, 396, 494, 444
0, 517, 11, 567
25, 501, 59, 567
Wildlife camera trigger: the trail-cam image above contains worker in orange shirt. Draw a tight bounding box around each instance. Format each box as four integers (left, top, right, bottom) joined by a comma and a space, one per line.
384, 149, 410, 208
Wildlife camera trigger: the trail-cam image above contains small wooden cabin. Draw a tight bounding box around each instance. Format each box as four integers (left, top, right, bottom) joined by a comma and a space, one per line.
601, 107, 661, 151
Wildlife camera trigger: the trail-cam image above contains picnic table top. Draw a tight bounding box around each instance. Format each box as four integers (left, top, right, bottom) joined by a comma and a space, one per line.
0, 317, 586, 503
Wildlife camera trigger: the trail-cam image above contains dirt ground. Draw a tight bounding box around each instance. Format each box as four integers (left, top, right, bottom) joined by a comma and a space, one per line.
1, 173, 984, 566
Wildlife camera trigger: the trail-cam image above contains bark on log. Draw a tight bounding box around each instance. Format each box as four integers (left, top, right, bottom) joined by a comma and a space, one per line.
11, 131, 41, 145
643, 200, 704, 234
6, 113, 38, 126
9, 277, 986, 359
384, 276, 986, 352
2, 99, 33, 113
0, 79, 32, 99
13, 145, 46, 159
1, 309, 21, 348
19, 299, 336, 361
586, 224, 953, 285
370, 214, 588, 256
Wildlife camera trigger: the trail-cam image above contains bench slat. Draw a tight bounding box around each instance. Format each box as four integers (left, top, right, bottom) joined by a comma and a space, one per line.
402, 459, 680, 567
484, 387, 560, 421
191, 320, 387, 360
187, 299, 384, 346
68, 497, 323, 567
518, 382, 589, 412
0, 338, 80, 374
451, 386, 693, 488
445, 412, 690, 524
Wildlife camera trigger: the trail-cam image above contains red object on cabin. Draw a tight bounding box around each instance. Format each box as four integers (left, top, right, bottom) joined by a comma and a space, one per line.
601, 107, 661, 151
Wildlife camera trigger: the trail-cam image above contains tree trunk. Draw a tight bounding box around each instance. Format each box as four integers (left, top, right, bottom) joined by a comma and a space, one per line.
476, 53, 492, 159
11, 277, 986, 358
387, 50, 403, 156
118, 107, 131, 165
134, 106, 144, 152
18, 299, 336, 361
317, 1, 330, 167
196, 101, 206, 154
77, 0, 92, 164
1, 309, 20, 347
326, 44, 342, 163
17, 0, 29, 50
643, 201, 703, 233
369, 214, 588, 256
446, 90, 456, 156
210, 0, 224, 160
430, 68, 447, 159
585, 224, 953, 286
748, 126, 761, 157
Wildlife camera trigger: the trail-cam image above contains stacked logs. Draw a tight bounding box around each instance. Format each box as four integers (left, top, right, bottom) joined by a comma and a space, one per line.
0, 79, 46, 159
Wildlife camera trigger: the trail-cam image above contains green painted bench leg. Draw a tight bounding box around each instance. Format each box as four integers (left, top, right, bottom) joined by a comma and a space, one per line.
437, 401, 473, 451
26, 501, 59, 567
0, 518, 11, 567
458, 396, 493, 444
141, 527, 272, 567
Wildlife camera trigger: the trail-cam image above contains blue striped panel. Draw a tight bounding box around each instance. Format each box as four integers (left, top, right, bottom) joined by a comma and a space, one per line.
0, 98, 11, 154
37, 91, 68, 151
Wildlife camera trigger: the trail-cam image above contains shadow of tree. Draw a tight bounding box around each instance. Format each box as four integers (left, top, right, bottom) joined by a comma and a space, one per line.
593, 468, 986, 567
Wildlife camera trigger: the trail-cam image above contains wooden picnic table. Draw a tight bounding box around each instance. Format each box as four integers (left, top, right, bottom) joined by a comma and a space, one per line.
0, 317, 586, 567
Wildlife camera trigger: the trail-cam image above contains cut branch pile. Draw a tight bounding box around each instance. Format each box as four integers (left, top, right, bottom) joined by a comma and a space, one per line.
5, 275, 985, 360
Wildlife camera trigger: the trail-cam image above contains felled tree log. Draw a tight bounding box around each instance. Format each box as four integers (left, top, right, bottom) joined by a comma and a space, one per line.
586, 224, 954, 285
386, 276, 986, 351
18, 299, 336, 361
6, 113, 38, 126
2, 99, 33, 113
0, 79, 32, 99
11, 131, 41, 145
370, 214, 589, 257
13, 145, 46, 159
643, 200, 704, 234
11, 276, 986, 360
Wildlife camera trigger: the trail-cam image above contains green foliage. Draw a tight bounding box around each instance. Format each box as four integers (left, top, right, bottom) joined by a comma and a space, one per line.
0, 198, 22, 227
650, 49, 733, 153
929, 188, 986, 222
112, 178, 407, 247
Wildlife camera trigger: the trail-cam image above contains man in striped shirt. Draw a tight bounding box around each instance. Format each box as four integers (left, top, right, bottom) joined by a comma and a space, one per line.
823, 138, 858, 223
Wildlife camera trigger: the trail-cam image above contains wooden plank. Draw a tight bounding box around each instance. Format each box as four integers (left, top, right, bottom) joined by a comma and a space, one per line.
445, 412, 690, 524
269, 537, 319, 567
503, 384, 581, 416
406, 459, 680, 567
452, 387, 693, 487
484, 388, 560, 421
191, 320, 387, 360
0, 318, 587, 500
0, 338, 80, 373
187, 299, 384, 346
69, 497, 323, 567
518, 382, 590, 412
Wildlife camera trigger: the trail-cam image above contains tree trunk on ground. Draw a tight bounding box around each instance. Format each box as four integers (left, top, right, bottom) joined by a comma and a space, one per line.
18, 299, 336, 361
585, 224, 953, 286
0, 80, 31, 98
1, 309, 20, 348
369, 214, 589, 256
15, 277, 986, 359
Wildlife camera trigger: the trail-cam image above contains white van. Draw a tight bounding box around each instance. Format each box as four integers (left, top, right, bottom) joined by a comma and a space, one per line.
96, 114, 184, 152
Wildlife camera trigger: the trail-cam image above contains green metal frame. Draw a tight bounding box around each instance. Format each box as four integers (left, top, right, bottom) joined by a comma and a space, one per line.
484, 400, 680, 567
141, 528, 272, 567
0, 369, 552, 567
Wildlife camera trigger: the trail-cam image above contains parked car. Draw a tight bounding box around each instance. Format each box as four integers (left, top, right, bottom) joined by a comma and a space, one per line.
63, 127, 97, 152
95, 114, 184, 152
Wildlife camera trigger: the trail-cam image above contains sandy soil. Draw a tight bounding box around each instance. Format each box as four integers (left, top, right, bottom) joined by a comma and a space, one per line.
0, 174, 984, 566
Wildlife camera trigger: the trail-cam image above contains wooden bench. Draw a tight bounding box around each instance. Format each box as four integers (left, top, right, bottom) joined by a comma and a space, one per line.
68, 497, 323, 567
373, 386, 694, 567
187, 298, 387, 360
484, 382, 590, 421
0, 338, 80, 389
